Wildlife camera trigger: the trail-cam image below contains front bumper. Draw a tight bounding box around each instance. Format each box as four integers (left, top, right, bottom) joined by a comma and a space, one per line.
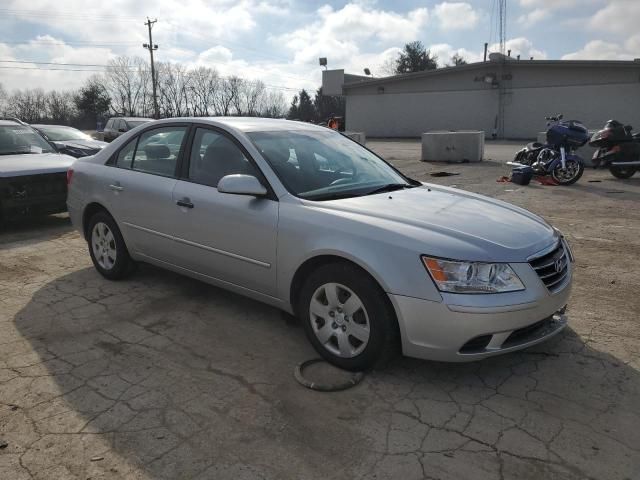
390, 262, 572, 362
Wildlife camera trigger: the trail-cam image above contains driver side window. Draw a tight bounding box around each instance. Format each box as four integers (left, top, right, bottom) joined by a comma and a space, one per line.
188, 128, 258, 188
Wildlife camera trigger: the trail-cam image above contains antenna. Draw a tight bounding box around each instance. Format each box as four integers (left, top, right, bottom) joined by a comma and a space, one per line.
498, 0, 506, 57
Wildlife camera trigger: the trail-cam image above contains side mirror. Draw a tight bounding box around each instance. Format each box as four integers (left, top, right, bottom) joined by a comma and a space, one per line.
217, 174, 267, 197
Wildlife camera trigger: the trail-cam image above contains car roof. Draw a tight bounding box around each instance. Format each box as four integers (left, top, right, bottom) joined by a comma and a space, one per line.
115, 117, 153, 121
150, 117, 329, 133
31, 124, 76, 129
0, 119, 25, 126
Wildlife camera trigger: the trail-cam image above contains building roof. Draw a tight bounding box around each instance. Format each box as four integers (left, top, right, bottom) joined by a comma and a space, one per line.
343, 59, 640, 90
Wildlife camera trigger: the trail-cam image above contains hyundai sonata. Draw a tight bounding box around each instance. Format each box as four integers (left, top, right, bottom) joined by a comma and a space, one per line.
67, 118, 572, 370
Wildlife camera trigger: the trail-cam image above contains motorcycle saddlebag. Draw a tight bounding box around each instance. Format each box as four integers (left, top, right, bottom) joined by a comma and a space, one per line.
511, 166, 533, 185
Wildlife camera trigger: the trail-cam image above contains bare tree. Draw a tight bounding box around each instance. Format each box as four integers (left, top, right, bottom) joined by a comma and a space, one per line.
214, 77, 237, 116
46, 90, 77, 124
228, 76, 244, 115
187, 66, 219, 116
156, 62, 191, 117
6, 88, 47, 123
260, 90, 287, 118
104, 56, 147, 116
243, 80, 266, 116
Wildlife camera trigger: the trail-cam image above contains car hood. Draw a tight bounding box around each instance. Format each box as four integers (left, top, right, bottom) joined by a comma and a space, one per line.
54, 139, 107, 150
309, 185, 557, 262
0, 153, 76, 177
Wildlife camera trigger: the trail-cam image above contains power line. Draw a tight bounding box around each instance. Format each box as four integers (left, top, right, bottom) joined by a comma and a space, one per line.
0, 65, 108, 72
0, 59, 111, 67
0, 8, 141, 22
0, 39, 139, 47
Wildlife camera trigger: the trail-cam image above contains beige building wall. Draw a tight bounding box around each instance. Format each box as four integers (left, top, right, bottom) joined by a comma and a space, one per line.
341, 62, 640, 139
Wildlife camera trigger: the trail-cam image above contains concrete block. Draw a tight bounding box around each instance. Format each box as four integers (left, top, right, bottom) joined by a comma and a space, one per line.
421, 131, 484, 162
344, 131, 366, 145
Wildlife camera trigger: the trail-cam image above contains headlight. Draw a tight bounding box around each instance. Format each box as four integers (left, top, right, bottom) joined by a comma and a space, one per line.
421, 256, 525, 294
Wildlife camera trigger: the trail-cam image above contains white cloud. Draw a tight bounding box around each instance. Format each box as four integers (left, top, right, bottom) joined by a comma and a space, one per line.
517, 0, 580, 25
489, 37, 547, 60
517, 8, 549, 25
588, 0, 640, 37
433, 2, 480, 30
519, 0, 579, 8
276, 3, 429, 65
561, 40, 635, 60
0, 36, 117, 91
428, 44, 482, 66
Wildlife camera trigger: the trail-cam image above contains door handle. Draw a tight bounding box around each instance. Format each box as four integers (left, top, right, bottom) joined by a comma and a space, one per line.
176, 198, 194, 209
109, 183, 124, 192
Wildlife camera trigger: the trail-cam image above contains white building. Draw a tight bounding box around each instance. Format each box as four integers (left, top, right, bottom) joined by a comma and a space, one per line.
322, 57, 640, 139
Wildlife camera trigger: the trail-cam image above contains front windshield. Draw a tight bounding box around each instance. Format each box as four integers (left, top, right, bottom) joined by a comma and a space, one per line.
248, 130, 413, 200
38, 126, 91, 141
0, 125, 55, 155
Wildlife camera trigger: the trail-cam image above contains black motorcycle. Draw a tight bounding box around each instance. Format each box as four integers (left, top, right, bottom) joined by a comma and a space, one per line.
512, 114, 588, 185
590, 120, 640, 179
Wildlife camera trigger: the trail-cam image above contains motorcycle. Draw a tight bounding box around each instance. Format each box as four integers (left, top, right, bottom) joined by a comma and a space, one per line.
511, 114, 588, 185
589, 119, 640, 179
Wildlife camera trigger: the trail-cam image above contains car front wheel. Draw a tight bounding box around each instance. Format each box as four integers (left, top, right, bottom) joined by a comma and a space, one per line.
298, 262, 398, 371
87, 211, 133, 280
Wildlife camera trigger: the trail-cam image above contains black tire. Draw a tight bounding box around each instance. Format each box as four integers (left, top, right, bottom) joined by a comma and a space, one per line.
551, 158, 584, 185
87, 211, 134, 280
297, 262, 399, 372
609, 166, 637, 179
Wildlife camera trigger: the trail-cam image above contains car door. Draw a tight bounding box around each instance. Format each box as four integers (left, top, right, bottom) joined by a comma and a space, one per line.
169, 126, 279, 297
104, 119, 114, 142
103, 124, 189, 263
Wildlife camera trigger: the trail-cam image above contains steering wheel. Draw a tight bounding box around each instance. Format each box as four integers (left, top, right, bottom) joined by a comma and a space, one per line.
329, 165, 359, 186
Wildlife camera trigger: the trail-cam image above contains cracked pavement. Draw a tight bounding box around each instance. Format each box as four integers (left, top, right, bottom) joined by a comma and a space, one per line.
1, 141, 639, 479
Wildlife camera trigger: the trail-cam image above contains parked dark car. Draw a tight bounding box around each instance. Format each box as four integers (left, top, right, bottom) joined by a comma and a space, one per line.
32, 124, 107, 158
103, 117, 153, 142
0, 119, 74, 222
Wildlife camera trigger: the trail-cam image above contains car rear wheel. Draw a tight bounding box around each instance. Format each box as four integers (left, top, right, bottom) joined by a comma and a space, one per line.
87, 211, 133, 280
298, 262, 398, 371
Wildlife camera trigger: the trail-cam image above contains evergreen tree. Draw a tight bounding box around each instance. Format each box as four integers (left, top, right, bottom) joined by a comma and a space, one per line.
395, 41, 438, 74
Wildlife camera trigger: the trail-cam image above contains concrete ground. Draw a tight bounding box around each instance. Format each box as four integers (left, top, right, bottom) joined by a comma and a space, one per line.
1, 140, 639, 480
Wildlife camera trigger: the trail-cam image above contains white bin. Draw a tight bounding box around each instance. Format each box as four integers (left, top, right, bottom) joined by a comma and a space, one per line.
343, 131, 366, 145
421, 131, 484, 162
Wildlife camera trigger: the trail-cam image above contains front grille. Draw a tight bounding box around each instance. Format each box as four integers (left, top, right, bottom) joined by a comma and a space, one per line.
529, 241, 569, 293
2, 173, 67, 200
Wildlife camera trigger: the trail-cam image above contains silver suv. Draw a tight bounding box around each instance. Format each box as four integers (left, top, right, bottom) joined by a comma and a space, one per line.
103, 117, 152, 142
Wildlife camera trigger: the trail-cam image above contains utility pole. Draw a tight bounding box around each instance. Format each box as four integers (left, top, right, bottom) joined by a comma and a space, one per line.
143, 18, 159, 119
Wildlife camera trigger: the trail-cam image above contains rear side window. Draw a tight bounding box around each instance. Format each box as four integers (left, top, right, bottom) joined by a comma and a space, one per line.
131, 126, 187, 177
106, 119, 113, 129
115, 138, 136, 168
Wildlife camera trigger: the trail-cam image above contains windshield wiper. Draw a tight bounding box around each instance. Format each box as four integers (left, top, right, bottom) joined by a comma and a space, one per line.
302, 191, 361, 201
364, 183, 414, 196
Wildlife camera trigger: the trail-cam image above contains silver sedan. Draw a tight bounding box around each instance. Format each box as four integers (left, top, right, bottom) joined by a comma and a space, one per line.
67, 117, 572, 370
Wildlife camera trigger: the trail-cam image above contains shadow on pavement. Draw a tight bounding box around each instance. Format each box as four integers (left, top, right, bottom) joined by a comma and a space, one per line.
0, 214, 73, 246
4, 265, 640, 480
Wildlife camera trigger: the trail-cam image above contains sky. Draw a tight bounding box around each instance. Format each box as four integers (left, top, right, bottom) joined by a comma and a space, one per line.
0, 0, 639, 97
